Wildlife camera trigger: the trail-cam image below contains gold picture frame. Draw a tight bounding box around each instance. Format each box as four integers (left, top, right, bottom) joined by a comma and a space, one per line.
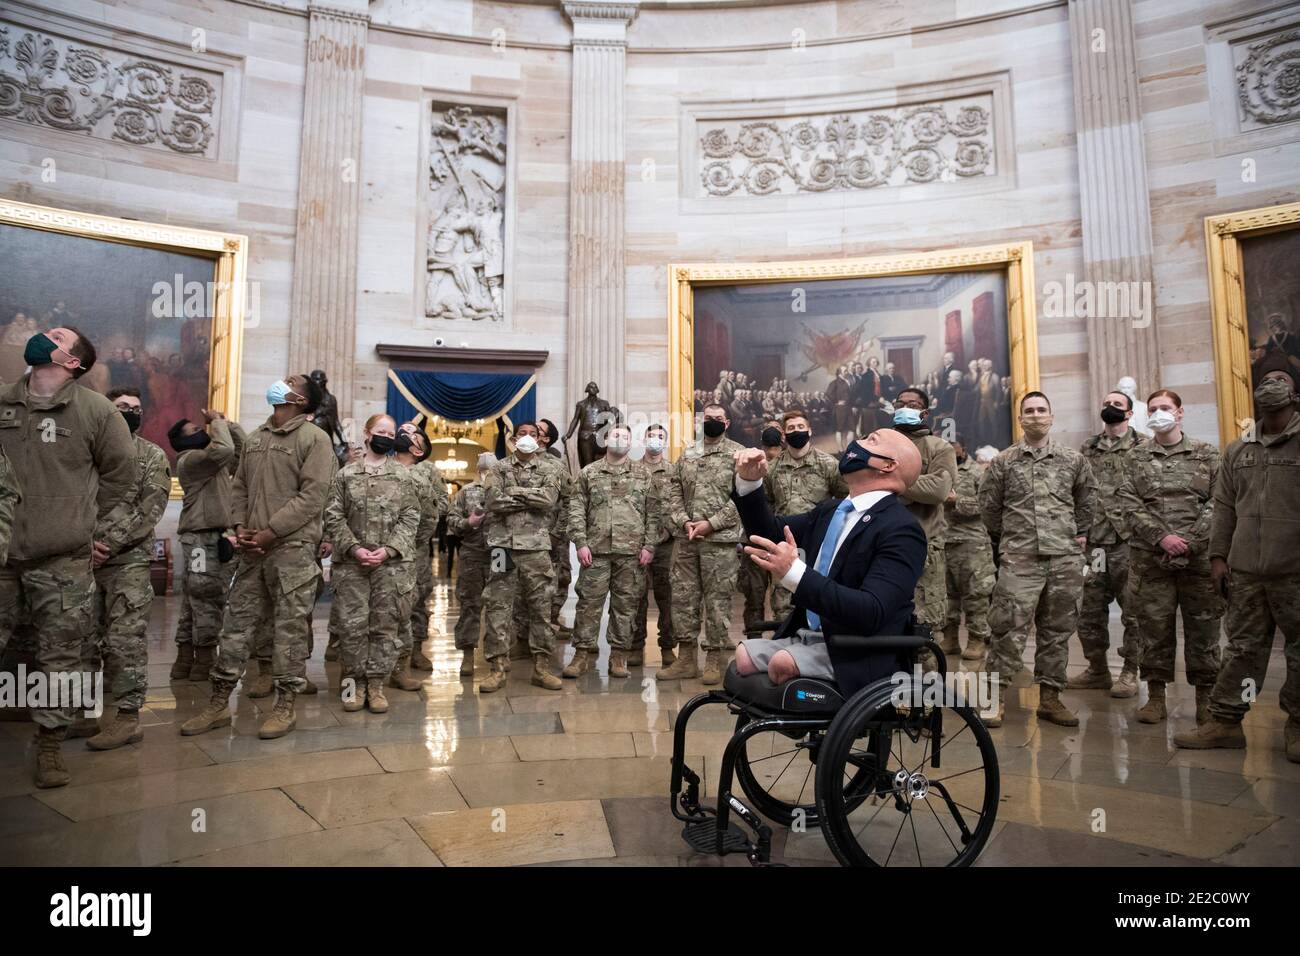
0, 198, 248, 497
1205, 200, 1300, 447
668, 241, 1040, 456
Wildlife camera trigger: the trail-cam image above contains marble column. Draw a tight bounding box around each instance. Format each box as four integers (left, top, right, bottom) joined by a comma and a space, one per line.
1068, 0, 1161, 409
563, 2, 638, 412
288, 1, 369, 414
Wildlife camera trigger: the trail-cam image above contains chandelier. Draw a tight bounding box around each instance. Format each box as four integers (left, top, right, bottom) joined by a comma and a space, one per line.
434, 435, 469, 473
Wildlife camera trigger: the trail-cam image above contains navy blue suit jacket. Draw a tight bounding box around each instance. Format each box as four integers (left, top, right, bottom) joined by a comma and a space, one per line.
731, 485, 927, 696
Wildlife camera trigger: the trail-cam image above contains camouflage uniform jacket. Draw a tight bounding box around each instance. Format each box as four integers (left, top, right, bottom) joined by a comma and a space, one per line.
765, 447, 847, 515
447, 481, 489, 554
406, 458, 450, 548
177, 418, 245, 533
484, 452, 561, 552
668, 436, 746, 543
979, 439, 1096, 556
899, 429, 957, 546
1079, 427, 1142, 544
0, 445, 21, 566
944, 458, 988, 546
1115, 434, 1220, 556
233, 413, 336, 549
324, 457, 421, 564
1210, 411, 1300, 575
569, 456, 655, 555
97, 433, 171, 568
636, 455, 673, 546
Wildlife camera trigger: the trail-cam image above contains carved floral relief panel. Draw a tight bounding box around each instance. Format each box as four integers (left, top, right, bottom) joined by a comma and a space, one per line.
1233, 28, 1300, 129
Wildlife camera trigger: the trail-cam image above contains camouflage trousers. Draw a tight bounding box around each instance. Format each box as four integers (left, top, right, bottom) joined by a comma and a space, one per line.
0, 552, 97, 729
453, 546, 488, 651
173, 530, 230, 648
1129, 548, 1222, 687
1208, 571, 1300, 723
738, 549, 771, 631
913, 540, 949, 628
633, 542, 674, 651
86, 561, 152, 712
398, 544, 434, 656
573, 553, 646, 651
484, 548, 555, 659
212, 543, 320, 694
1077, 540, 1142, 670
332, 559, 415, 681
986, 551, 1085, 691
671, 538, 739, 652
263, 569, 324, 664
944, 540, 995, 644
550, 532, 571, 630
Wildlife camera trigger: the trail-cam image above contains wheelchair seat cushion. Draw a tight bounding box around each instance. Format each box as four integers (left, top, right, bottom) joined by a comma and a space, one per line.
722, 662, 845, 715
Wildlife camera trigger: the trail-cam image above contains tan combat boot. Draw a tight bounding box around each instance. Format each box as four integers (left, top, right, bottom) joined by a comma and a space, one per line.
341, 674, 366, 712
660, 646, 676, 667
1066, 666, 1112, 690
258, 691, 297, 738
1173, 719, 1246, 750
1285, 719, 1299, 764
188, 644, 215, 682
961, 637, 986, 662
1195, 686, 1212, 725
1137, 681, 1167, 724
938, 626, 961, 657
478, 656, 508, 694
627, 648, 644, 667
608, 649, 630, 679
365, 678, 389, 713
34, 726, 70, 789
68, 715, 100, 739
562, 648, 593, 679
459, 648, 475, 677
1036, 686, 1079, 727
180, 680, 235, 735
247, 660, 274, 698
300, 676, 318, 695
87, 709, 143, 751
1110, 662, 1139, 699
170, 643, 194, 680
657, 644, 698, 681
532, 653, 563, 691
324, 636, 340, 662
388, 654, 422, 692
410, 644, 434, 671
701, 649, 725, 686
982, 702, 1005, 728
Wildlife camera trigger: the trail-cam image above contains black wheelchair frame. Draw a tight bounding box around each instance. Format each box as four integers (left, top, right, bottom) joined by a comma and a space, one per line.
668, 621, 1000, 867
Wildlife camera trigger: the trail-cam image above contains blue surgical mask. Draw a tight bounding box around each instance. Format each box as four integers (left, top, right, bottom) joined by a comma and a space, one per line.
645, 437, 664, 453
893, 407, 923, 427
266, 380, 298, 407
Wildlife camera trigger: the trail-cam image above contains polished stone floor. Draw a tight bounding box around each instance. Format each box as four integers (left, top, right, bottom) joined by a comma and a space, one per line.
1, 558, 1296, 867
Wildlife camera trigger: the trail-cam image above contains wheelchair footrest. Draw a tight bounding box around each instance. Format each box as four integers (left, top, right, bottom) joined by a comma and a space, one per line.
682, 819, 751, 856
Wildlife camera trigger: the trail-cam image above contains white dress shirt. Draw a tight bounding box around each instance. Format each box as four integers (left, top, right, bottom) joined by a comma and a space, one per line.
735, 475, 892, 592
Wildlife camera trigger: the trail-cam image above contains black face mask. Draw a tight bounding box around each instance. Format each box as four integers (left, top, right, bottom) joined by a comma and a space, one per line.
1100, 405, 1128, 425
702, 419, 726, 439
785, 430, 810, 450
120, 408, 142, 434
761, 427, 783, 448
395, 432, 433, 462
838, 439, 895, 475
170, 431, 210, 452
368, 434, 396, 455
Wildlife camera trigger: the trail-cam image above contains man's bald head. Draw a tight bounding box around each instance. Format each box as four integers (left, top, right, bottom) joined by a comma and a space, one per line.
843, 428, 922, 494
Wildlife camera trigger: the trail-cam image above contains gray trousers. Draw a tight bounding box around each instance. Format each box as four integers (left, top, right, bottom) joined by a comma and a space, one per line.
739, 628, 834, 681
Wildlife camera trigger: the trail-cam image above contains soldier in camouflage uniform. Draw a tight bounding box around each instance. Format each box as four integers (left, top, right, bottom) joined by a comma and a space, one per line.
391, 423, 449, 689
942, 438, 995, 662
180, 374, 335, 741
1115, 389, 1222, 725
1068, 390, 1144, 696
0, 445, 19, 569
980, 391, 1096, 727
660, 403, 746, 685
632, 424, 674, 667
321, 415, 421, 714
0, 327, 136, 789
80, 389, 171, 750
1176, 370, 1300, 760
739, 426, 784, 630
563, 423, 656, 679
479, 422, 564, 693
765, 409, 848, 621
447, 454, 495, 677
168, 410, 245, 683
894, 389, 958, 633
512, 422, 573, 659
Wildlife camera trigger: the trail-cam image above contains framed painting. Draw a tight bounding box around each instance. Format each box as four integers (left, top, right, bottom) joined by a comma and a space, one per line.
1205, 200, 1300, 446
0, 198, 247, 489
668, 242, 1039, 456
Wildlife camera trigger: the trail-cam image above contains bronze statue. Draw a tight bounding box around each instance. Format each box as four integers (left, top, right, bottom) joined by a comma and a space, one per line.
564, 381, 618, 468
308, 369, 346, 454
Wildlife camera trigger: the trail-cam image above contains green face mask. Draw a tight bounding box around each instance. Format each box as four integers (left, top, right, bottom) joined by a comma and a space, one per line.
24, 333, 59, 367
1255, 377, 1296, 410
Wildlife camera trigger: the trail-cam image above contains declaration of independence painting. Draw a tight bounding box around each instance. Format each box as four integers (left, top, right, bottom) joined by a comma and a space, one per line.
0, 221, 217, 469
691, 270, 1013, 451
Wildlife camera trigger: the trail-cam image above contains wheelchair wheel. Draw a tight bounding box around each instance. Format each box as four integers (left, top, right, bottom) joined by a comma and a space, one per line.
733, 714, 822, 827
815, 685, 999, 867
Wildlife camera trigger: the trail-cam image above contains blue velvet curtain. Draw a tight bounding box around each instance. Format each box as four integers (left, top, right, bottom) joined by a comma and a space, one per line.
386, 369, 536, 427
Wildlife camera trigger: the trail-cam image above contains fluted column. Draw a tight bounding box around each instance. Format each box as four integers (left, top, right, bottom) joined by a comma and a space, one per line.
564, 2, 638, 411
288, 1, 368, 413
1068, 0, 1161, 408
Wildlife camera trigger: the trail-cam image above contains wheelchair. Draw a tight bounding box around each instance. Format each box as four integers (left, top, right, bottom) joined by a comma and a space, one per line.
669, 621, 1000, 867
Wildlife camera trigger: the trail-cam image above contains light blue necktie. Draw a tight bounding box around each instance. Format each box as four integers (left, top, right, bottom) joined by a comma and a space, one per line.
805, 498, 856, 632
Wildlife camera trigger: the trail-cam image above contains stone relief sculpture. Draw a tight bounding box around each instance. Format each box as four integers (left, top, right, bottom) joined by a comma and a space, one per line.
0, 24, 219, 156
698, 95, 994, 197
1234, 29, 1300, 128
425, 104, 506, 322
